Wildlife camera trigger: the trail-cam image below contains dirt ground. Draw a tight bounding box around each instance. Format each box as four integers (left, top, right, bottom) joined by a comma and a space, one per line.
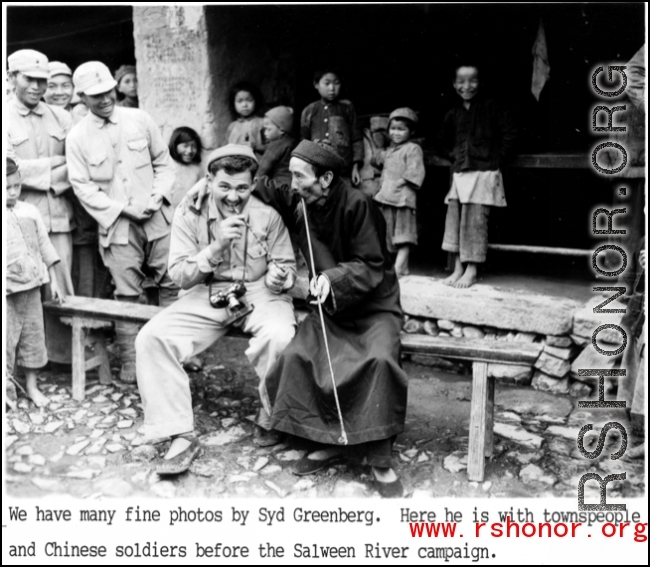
5, 337, 645, 500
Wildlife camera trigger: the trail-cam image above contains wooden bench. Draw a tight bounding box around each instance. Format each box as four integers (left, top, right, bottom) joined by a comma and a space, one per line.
44, 295, 543, 482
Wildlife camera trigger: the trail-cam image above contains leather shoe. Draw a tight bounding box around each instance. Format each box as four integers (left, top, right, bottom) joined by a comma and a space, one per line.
292, 454, 343, 476
253, 427, 284, 447
374, 477, 404, 498
155, 437, 201, 475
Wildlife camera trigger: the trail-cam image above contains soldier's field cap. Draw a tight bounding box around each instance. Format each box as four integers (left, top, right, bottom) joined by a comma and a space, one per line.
389, 107, 418, 124
48, 61, 72, 78
73, 61, 117, 95
8, 49, 50, 79
207, 144, 258, 169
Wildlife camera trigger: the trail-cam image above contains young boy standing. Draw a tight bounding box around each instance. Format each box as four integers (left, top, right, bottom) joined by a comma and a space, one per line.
372, 108, 426, 276
6, 158, 63, 407
437, 64, 517, 288
300, 68, 364, 185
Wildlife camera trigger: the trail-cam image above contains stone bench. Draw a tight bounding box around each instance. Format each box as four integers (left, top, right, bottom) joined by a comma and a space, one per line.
44, 295, 543, 482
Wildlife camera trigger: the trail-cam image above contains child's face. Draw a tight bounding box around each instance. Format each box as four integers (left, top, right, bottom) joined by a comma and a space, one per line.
315, 73, 341, 102
118, 72, 138, 98
389, 119, 412, 145
6, 171, 22, 208
263, 117, 283, 142
454, 66, 480, 102
234, 90, 255, 118
176, 140, 198, 164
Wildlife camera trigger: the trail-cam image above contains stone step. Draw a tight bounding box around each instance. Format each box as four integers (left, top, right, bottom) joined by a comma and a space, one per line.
400, 276, 581, 335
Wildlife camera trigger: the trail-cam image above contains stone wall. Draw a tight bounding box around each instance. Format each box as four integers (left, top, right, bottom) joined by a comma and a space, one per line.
133, 6, 218, 160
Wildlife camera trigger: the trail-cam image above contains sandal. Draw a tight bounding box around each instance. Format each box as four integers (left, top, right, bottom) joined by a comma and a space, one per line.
155, 437, 201, 475
292, 454, 343, 476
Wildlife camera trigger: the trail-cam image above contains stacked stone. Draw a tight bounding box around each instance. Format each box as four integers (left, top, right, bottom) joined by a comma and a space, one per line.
402, 315, 590, 397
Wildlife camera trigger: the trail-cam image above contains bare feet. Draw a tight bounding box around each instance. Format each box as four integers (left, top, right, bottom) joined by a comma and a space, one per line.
120, 361, 137, 383
164, 436, 193, 460
453, 263, 478, 288
26, 378, 49, 408
442, 254, 463, 286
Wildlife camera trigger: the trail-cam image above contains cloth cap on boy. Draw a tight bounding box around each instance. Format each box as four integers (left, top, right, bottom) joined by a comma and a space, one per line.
265, 106, 294, 133
389, 107, 418, 124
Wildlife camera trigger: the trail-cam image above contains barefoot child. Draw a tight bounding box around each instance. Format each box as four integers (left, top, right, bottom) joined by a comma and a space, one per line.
437, 63, 517, 288
225, 81, 266, 159
6, 158, 63, 407
258, 106, 297, 186
372, 107, 425, 276
300, 67, 364, 186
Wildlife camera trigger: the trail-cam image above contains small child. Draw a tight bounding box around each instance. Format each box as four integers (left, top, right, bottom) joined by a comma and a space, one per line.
258, 106, 297, 186
372, 108, 426, 277
6, 158, 63, 408
225, 81, 266, 159
300, 67, 364, 185
115, 64, 138, 108
437, 63, 517, 288
169, 126, 203, 210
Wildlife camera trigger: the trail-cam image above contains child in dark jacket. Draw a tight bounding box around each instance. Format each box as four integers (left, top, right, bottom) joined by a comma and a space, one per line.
258, 106, 297, 186
437, 64, 517, 288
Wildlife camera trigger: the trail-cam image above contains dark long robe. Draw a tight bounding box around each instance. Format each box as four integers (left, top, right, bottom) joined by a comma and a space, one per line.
255, 176, 408, 446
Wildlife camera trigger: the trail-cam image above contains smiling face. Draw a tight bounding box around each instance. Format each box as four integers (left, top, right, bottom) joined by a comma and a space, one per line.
209, 169, 255, 216
263, 116, 283, 142
176, 140, 198, 164
81, 88, 117, 119
454, 66, 480, 104
388, 119, 412, 145
11, 71, 47, 109
6, 171, 22, 208
44, 74, 74, 107
289, 157, 332, 205
118, 72, 138, 99
314, 72, 341, 103
234, 90, 255, 118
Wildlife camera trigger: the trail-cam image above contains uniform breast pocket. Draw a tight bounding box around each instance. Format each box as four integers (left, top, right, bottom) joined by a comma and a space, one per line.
8, 131, 29, 151
49, 129, 66, 153
127, 138, 150, 169
87, 151, 112, 182
246, 241, 267, 274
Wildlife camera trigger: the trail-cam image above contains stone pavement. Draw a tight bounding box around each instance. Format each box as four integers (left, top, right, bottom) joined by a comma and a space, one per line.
5, 338, 645, 500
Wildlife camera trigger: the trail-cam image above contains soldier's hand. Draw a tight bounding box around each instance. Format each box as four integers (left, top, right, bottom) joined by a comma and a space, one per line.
122, 204, 153, 224
265, 263, 291, 294
143, 194, 164, 215
220, 215, 246, 242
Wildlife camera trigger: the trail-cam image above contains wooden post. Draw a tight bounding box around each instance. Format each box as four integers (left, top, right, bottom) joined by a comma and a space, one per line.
485, 375, 495, 458
71, 318, 86, 401
94, 334, 113, 385
468, 361, 489, 482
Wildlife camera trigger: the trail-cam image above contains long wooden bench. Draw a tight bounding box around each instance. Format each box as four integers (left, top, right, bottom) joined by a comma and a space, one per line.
43, 295, 543, 482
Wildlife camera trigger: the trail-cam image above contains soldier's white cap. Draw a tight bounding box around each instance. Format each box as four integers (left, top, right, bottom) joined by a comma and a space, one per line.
73, 61, 117, 96
8, 49, 50, 79
207, 144, 258, 169
48, 61, 72, 78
